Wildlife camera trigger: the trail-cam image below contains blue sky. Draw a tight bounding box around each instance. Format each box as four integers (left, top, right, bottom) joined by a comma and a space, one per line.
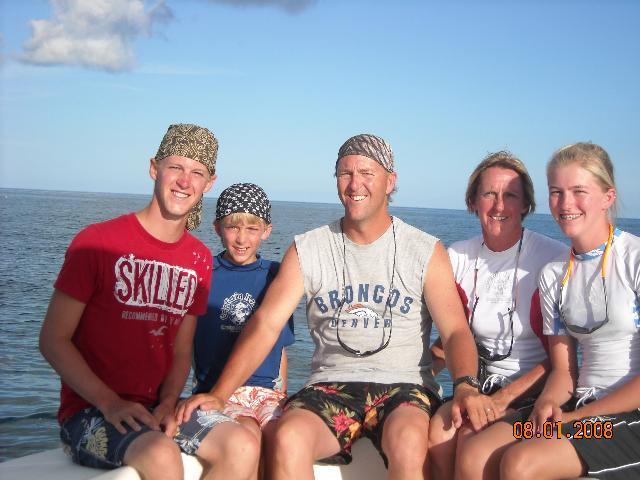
1, 0, 639, 218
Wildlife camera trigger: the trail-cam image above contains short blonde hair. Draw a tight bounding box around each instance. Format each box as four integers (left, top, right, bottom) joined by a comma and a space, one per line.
214, 212, 268, 228
465, 151, 535, 218
547, 142, 617, 219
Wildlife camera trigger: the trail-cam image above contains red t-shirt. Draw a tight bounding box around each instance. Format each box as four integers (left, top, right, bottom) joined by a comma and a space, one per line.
54, 213, 212, 424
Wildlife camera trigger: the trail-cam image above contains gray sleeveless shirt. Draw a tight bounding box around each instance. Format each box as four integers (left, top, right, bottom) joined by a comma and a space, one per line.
294, 216, 439, 393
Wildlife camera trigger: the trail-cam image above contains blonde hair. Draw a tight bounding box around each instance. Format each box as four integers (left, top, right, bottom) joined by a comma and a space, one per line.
214, 212, 268, 228
547, 142, 617, 219
465, 151, 535, 218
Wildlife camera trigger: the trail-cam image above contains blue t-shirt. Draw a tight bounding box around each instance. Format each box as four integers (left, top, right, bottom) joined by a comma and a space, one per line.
193, 253, 295, 393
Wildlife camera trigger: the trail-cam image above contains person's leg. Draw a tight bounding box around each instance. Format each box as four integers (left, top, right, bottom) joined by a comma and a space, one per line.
427, 400, 458, 480
270, 408, 342, 480
500, 437, 585, 480
381, 405, 431, 480
454, 421, 518, 480
237, 417, 262, 480
176, 408, 260, 480
373, 383, 439, 480
61, 407, 182, 478
260, 419, 278, 480
196, 421, 261, 480
124, 431, 184, 480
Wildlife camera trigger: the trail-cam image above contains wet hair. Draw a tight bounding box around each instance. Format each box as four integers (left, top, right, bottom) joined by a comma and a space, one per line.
465, 151, 535, 219
547, 142, 617, 219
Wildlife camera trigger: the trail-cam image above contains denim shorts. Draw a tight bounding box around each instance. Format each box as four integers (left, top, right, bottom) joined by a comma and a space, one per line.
60, 406, 235, 469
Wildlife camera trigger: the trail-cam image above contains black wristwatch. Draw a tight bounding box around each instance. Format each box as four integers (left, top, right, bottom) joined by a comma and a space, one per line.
453, 375, 481, 392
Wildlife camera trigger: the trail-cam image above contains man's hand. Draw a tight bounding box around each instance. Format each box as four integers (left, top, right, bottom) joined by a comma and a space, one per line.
101, 397, 160, 434
153, 400, 178, 438
175, 393, 225, 425
451, 384, 496, 431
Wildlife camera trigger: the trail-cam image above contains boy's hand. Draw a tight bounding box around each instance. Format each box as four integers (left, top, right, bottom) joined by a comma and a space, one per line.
101, 397, 160, 434
175, 393, 225, 425
153, 401, 178, 438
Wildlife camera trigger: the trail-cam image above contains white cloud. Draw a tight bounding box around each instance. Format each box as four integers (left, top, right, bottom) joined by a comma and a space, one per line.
20, 0, 172, 72
208, 0, 316, 14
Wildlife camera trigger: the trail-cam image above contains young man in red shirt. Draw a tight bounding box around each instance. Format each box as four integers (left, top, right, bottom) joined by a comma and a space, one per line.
40, 124, 260, 480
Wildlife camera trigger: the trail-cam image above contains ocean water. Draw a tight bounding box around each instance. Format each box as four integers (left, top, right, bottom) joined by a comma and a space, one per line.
1, 188, 638, 463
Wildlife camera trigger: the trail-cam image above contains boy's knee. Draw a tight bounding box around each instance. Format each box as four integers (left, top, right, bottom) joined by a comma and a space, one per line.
198, 423, 260, 469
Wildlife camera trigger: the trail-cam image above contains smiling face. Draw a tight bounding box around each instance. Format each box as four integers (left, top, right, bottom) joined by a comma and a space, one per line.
471, 167, 527, 252
215, 214, 272, 266
336, 154, 396, 228
548, 162, 615, 253
150, 154, 215, 224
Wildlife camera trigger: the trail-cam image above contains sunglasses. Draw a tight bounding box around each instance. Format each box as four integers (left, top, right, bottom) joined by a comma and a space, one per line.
335, 219, 396, 357
469, 228, 523, 363
558, 225, 613, 335
471, 298, 515, 362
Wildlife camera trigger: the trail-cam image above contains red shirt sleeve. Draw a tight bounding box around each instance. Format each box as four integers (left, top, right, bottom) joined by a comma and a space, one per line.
54, 225, 102, 304
529, 288, 550, 355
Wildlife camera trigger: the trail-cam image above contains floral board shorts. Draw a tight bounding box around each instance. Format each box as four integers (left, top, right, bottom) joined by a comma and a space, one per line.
285, 382, 440, 465
60, 406, 236, 469
223, 385, 287, 428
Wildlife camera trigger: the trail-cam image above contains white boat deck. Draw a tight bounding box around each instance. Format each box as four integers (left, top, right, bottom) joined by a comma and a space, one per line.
0, 439, 387, 480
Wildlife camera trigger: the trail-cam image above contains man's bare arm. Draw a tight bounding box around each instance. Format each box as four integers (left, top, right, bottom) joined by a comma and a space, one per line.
177, 243, 304, 422
424, 242, 494, 430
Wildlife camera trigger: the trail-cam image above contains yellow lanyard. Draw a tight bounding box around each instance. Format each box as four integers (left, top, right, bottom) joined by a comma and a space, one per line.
561, 224, 614, 287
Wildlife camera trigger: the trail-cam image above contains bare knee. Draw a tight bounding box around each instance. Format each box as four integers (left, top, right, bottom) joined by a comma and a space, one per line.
384, 415, 429, 470
198, 423, 260, 476
456, 434, 486, 480
500, 444, 534, 480
272, 416, 314, 464
125, 432, 182, 480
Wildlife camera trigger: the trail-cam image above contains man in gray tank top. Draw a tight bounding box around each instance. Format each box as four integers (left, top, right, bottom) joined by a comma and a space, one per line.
178, 134, 495, 479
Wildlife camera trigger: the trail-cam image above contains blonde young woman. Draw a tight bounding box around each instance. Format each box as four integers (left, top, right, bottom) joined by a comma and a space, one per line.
428, 152, 565, 479
457, 143, 640, 480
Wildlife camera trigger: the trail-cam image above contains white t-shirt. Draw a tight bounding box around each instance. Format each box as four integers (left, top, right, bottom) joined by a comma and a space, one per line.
540, 229, 640, 397
448, 229, 566, 379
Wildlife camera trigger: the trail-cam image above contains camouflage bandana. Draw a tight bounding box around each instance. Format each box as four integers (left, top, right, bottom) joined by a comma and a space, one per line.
155, 124, 218, 231
216, 183, 271, 224
336, 134, 395, 173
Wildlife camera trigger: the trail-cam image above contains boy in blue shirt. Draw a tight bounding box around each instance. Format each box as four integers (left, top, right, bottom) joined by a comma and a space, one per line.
188, 183, 294, 461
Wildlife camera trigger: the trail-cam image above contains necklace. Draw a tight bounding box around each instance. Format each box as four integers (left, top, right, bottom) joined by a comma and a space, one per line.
470, 227, 524, 362
335, 217, 397, 357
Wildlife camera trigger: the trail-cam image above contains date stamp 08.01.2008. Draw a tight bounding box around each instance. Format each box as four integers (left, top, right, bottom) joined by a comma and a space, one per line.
513, 420, 613, 440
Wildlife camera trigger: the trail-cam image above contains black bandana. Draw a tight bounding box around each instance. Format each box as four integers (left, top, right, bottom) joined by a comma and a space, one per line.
215, 183, 271, 224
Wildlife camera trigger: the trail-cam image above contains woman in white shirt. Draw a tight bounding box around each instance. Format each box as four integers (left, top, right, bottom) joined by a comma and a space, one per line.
429, 151, 565, 479
458, 142, 640, 480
